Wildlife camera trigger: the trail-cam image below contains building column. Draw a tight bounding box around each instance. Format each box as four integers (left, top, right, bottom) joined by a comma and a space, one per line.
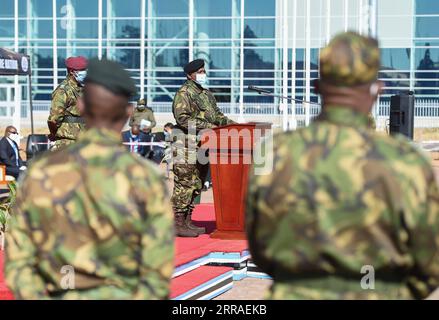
281, 0, 289, 131
140, 0, 146, 98
238, 0, 245, 122
305, 0, 311, 126
52, 0, 58, 89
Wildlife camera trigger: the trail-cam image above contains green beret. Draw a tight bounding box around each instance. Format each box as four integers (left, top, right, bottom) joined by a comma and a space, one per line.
319, 31, 380, 87
183, 59, 205, 74
85, 58, 137, 97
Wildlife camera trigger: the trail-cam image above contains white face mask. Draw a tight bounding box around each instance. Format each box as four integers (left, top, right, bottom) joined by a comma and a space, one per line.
9, 133, 20, 144
74, 70, 87, 86
195, 73, 207, 86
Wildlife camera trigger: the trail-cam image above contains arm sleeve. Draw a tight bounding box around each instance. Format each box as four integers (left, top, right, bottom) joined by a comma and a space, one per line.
406, 165, 439, 299
133, 174, 175, 299
48, 89, 67, 126
5, 179, 48, 299
173, 91, 214, 131
209, 101, 235, 126
0, 141, 17, 168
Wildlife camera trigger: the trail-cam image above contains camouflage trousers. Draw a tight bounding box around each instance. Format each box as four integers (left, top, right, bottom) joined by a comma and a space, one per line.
50, 138, 76, 151
171, 161, 209, 216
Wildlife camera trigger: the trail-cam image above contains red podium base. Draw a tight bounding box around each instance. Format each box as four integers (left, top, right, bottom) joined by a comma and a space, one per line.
210, 230, 246, 240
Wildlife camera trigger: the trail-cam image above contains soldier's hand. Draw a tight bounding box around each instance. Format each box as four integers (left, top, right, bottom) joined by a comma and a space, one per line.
48, 133, 57, 141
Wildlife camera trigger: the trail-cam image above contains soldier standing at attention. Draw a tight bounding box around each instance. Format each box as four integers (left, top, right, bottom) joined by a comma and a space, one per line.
48, 56, 88, 150
5, 59, 175, 299
129, 98, 156, 134
245, 32, 439, 299
171, 59, 235, 237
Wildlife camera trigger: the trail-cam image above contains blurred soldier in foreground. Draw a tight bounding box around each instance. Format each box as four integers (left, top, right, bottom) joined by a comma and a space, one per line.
129, 98, 156, 134
246, 32, 439, 299
48, 56, 88, 150
172, 59, 235, 237
6, 59, 174, 299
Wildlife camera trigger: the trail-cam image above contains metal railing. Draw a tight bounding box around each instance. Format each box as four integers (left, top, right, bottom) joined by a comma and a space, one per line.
3, 99, 439, 128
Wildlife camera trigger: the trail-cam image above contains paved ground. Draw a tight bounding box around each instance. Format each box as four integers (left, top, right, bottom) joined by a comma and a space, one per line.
214, 278, 272, 300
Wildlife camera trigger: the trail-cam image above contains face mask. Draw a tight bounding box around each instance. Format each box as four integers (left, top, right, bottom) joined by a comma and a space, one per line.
74, 70, 87, 86
195, 73, 207, 86
9, 133, 20, 144
137, 106, 145, 111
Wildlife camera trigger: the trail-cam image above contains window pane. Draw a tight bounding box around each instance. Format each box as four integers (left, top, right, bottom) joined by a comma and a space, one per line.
57, 0, 98, 18
416, 0, 439, 14
109, 0, 141, 17
245, 0, 275, 17
195, 19, 232, 39
155, 19, 188, 39
31, 0, 53, 17
1, 0, 14, 18
244, 19, 275, 39
416, 17, 439, 38
381, 48, 411, 70
195, 0, 233, 17
57, 20, 99, 39
152, 0, 188, 17
0, 20, 14, 38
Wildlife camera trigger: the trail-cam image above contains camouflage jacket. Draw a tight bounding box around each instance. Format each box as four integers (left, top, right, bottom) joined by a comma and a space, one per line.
172, 80, 234, 134
48, 75, 85, 140
246, 106, 439, 300
129, 107, 156, 132
5, 128, 175, 300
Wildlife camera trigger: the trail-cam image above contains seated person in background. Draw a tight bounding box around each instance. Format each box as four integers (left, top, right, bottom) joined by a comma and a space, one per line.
154, 122, 174, 142
150, 123, 174, 164
121, 124, 150, 158
0, 126, 26, 179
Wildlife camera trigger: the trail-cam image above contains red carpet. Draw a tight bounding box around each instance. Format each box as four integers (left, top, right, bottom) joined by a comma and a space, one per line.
175, 204, 248, 267
0, 203, 248, 300
0, 250, 13, 300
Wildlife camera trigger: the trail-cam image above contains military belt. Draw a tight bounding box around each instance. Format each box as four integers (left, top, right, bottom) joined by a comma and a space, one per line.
64, 116, 85, 124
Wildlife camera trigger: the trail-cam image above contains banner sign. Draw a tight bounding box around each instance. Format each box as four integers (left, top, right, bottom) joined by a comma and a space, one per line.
0, 48, 30, 76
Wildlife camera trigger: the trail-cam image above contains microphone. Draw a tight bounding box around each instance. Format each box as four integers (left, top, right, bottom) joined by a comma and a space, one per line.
248, 85, 272, 94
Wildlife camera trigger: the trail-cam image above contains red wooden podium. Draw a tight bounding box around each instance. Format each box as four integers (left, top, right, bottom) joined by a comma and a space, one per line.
201, 122, 271, 240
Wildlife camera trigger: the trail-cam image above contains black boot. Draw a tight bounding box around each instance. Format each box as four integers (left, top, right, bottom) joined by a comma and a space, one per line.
175, 213, 198, 237
185, 213, 206, 235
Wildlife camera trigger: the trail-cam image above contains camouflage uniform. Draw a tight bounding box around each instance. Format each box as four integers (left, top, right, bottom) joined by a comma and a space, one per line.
5, 128, 174, 299
129, 101, 156, 133
171, 79, 234, 236
245, 32, 439, 299
48, 74, 85, 150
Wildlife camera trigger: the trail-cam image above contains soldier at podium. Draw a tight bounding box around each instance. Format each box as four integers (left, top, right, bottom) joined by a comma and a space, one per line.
245, 32, 439, 299
171, 59, 235, 237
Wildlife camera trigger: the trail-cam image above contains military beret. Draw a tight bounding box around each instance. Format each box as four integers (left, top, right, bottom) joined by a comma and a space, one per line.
65, 56, 88, 71
137, 98, 146, 105
183, 59, 205, 74
85, 58, 137, 98
319, 31, 380, 87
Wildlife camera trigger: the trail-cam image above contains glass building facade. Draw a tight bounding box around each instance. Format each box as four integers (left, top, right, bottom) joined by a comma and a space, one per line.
0, 0, 438, 126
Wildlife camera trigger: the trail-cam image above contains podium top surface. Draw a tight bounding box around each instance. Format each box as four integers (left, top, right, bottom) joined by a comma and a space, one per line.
211, 122, 272, 131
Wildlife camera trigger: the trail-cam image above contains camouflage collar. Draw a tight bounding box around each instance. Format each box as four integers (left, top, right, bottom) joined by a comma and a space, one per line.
185, 79, 204, 93
316, 106, 369, 128
66, 75, 81, 92
78, 127, 122, 145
